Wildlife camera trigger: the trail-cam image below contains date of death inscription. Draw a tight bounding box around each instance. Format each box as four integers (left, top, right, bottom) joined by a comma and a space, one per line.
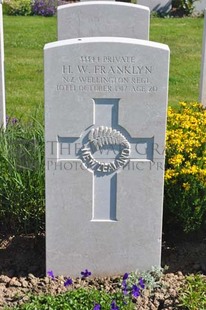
55, 56, 159, 93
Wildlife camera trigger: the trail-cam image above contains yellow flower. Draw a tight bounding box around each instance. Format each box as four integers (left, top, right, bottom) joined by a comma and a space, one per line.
179, 102, 187, 107
165, 169, 178, 180
168, 154, 184, 166
189, 153, 197, 160
182, 182, 190, 191
190, 165, 199, 174
166, 101, 206, 182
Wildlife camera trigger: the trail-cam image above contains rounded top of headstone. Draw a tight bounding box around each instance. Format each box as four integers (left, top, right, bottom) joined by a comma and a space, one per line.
45, 36, 169, 53
58, 1, 150, 11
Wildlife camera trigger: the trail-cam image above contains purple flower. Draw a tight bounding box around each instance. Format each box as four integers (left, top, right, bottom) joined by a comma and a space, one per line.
132, 284, 140, 298
64, 277, 72, 287
123, 288, 128, 295
139, 277, 145, 289
11, 117, 18, 124
123, 272, 129, 280
32, 0, 57, 16
47, 270, 54, 279
110, 300, 119, 310
81, 269, 91, 278
6, 115, 18, 125
93, 304, 101, 310
122, 280, 128, 295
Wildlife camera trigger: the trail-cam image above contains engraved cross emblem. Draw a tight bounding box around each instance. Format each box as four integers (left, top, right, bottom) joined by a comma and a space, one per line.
58, 98, 154, 221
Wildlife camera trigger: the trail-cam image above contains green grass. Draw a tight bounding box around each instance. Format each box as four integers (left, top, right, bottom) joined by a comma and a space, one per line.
3, 16, 204, 121
4, 16, 57, 122
150, 17, 203, 108
0, 119, 45, 234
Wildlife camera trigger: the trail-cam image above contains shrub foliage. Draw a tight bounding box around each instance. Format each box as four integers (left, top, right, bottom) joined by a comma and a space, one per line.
12, 288, 132, 310
3, 0, 67, 16
179, 274, 206, 309
3, 0, 32, 16
164, 102, 206, 233
171, 0, 196, 16
0, 119, 45, 234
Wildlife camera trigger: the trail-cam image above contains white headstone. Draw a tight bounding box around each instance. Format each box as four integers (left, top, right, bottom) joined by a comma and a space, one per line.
45, 37, 170, 277
57, 2, 150, 40
0, 0, 5, 128
193, 0, 206, 14
199, 9, 206, 107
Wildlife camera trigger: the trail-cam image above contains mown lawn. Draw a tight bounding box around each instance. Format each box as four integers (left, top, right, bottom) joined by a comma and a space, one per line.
3, 16, 204, 122
4, 16, 56, 123
150, 17, 203, 108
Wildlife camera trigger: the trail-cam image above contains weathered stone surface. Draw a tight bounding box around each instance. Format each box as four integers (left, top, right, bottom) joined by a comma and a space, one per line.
58, 2, 150, 40
44, 37, 169, 277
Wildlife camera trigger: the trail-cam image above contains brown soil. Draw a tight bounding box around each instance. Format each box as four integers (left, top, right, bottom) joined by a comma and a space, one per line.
0, 233, 206, 309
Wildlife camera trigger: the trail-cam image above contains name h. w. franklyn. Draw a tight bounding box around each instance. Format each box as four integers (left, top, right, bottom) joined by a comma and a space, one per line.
62, 64, 152, 75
